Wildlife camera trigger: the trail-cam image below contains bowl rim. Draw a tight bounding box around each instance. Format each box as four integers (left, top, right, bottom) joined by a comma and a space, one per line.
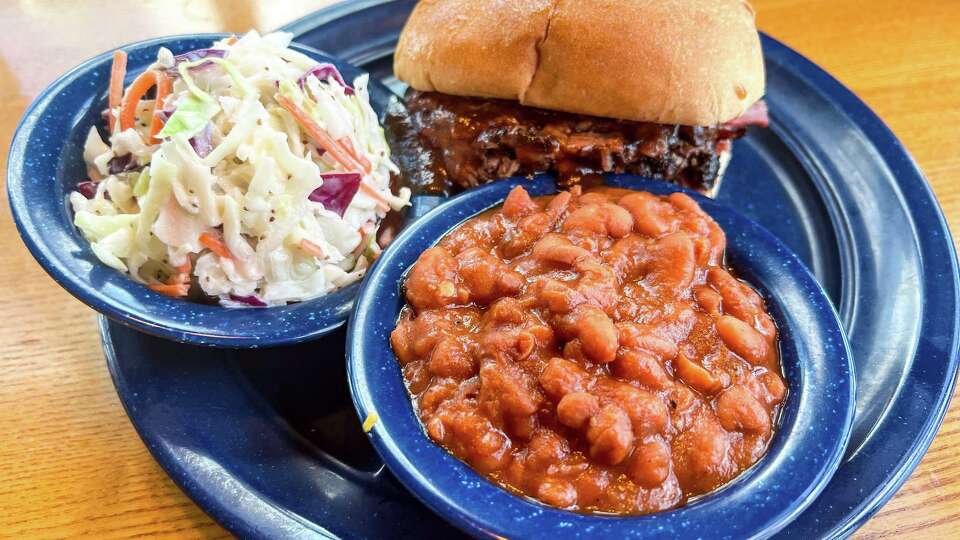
346, 174, 856, 538
6, 32, 383, 348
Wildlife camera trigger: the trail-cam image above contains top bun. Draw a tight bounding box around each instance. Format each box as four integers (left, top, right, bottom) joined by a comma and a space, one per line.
395, 0, 765, 125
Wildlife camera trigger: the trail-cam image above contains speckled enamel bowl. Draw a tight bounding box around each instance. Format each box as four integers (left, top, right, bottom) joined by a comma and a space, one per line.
347, 174, 856, 539
7, 34, 396, 347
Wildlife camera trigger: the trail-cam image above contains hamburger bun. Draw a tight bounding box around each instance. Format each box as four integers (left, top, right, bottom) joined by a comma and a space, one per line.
395, 0, 765, 125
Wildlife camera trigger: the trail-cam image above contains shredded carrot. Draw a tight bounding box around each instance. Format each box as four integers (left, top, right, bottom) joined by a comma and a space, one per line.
167, 260, 192, 286
149, 71, 172, 144
173, 260, 192, 275
108, 50, 128, 134
120, 69, 161, 132
199, 231, 233, 259
339, 138, 371, 174
149, 282, 190, 298
300, 239, 325, 258
275, 94, 365, 172
359, 183, 391, 212
224, 35, 238, 45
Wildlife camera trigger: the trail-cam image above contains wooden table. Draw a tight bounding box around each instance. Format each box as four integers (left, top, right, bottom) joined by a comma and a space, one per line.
1, 1, 957, 537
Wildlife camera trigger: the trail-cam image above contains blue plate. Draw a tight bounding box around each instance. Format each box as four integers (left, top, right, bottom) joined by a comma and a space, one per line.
7, 34, 396, 348
347, 174, 856, 539
90, 1, 959, 538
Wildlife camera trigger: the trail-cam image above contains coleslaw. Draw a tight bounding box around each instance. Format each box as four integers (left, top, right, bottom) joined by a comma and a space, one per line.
70, 31, 409, 307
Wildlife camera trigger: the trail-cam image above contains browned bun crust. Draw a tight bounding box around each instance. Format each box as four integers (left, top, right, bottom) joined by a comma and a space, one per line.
395, 0, 765, 125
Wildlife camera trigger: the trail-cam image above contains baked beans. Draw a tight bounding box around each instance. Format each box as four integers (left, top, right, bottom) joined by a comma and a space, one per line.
391, 186, 785, 515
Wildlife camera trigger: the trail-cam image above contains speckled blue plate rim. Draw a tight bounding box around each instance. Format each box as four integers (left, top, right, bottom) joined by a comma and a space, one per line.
97, 316, 336, 540
347, 174, 856, 539
6, 33, 381, 348
757, 36, 960, 539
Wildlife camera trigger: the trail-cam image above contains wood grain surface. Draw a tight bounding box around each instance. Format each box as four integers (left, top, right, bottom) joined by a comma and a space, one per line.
1, 1, 958, 538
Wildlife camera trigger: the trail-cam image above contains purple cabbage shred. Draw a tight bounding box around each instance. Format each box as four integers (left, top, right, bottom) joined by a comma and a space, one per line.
76, 180, 98, 199
297, 63, 354, 95
228, 294, 268, 307
107, 153, 140, 175
189, 123, 215, 158
166, 48, 228, 76
156, 103, 176, 123
308, 172, 362, 217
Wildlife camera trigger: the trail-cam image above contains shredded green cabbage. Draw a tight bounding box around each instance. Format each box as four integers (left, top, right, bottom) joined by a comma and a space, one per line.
157, 93, 221, 139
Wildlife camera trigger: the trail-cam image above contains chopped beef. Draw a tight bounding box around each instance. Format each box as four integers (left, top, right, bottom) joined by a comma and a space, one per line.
385, 91, 767, 195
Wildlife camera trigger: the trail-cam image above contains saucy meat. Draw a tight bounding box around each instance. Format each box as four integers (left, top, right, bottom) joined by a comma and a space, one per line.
390, 186, 786, 515
385, 92, 767, 195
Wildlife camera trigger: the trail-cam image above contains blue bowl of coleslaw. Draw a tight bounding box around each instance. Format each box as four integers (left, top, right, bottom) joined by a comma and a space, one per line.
7, 32, 407, 347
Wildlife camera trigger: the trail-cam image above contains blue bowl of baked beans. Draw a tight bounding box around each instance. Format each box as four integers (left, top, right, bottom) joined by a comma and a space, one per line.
347, 173, 855, 538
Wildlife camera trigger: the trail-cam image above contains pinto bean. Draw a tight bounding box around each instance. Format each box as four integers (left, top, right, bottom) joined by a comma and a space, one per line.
502, 186, 539, 220
707, 268, 765, 322
428, 337, 476, 379
419, 379, 459, 414
604, 235, 650, 278
537, 479, 578, 508
760, 370, 787, 404
406, 310, 456, 357
613, 349, 673, 390
507, 412, 539, 440
434, 407, 513, 473
403, 361, 431, 394
501, 212, 551, 258
515, 331, 537, 360
618, 192, 679, 237
756, 312, 778, 343
715, 384, 770, 433
479, 359, 541, 417
458, 247, 524, 304
438, 216, 506, 255
705, 222, 727, 266
405, 247, 470, 309
716, 315, 770, 365
572, 258, 620, 314
532, 233, 592, 267
546, 191, 572, 222
479, 327, 539, 363
577, 192, 610, 205
539, 357, 589, 398
562, 339, 588, 364
586, 404, 635, 465
534, 278, 581, 314
670, 195, 726, 262
673, 416, 735, 493
481, 297, 525, 327
526, 431, 570, 471
390, 317, 417, 364
574, 468, 611, 508
568, 306, 618, 364
617, 322, 679, 360
694, 286, 723, 315
674, 350, 723, 395
562, 203, 634, 238
646, 232, 696, 294
526, 323, 556, 349
668, 384, 699, 418
666, 192, 704, 215
557, 392, 601, 429
596, 380, 670, 437
629, 438, 672, 488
